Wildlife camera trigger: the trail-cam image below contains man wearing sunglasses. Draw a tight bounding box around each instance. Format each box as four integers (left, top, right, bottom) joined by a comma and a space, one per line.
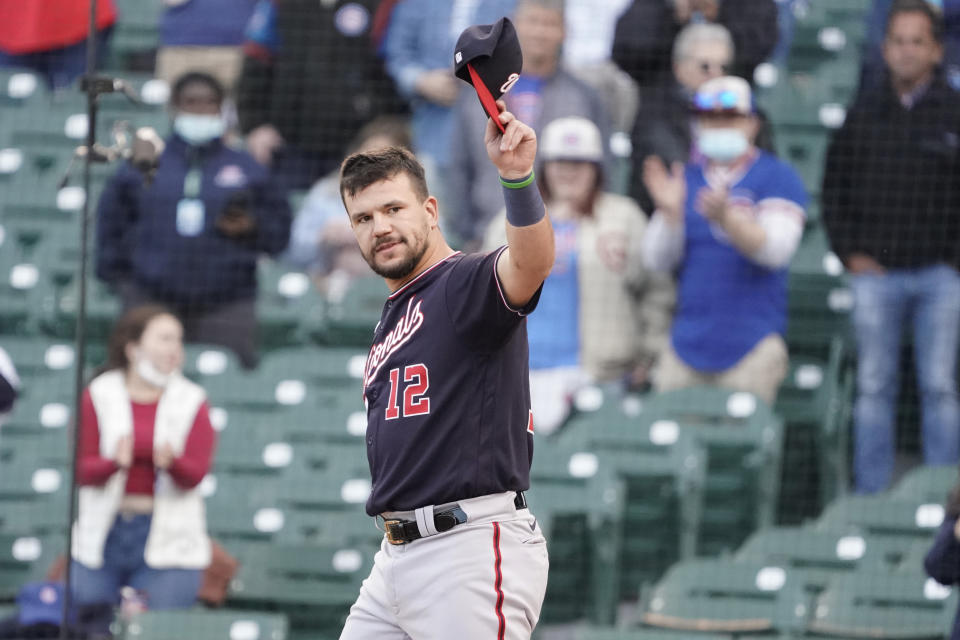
640, 75, 807, 405
627, 22, 735, 212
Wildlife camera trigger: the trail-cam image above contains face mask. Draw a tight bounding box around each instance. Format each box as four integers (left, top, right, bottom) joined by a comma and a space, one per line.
173, 113, 225, 146
697, 127, 749, 163
134, 351, 173, 388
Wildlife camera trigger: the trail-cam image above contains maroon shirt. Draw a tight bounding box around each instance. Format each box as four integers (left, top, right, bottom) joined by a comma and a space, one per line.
77, 388, 216, 494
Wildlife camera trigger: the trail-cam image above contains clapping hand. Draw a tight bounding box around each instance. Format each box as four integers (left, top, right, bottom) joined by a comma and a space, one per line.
642, 156, 686, 225
154, 442, 175, 470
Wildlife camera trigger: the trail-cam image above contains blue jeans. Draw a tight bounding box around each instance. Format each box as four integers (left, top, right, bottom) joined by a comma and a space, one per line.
70, 514, 202, 610
852, 264, 960, 493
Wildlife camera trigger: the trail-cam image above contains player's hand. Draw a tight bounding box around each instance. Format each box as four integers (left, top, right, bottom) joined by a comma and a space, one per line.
642, 156, 686, 225
115, 435, 133, 470
845, 252, 886, 275
695, 185, 729, 224
153, 442, 175, 470
415, 70, 460, 107
246, 124, 284, 166
485, 100, 537, 181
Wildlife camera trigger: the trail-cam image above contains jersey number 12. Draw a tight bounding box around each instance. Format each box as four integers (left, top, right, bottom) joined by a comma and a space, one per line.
385, 363, 430, 420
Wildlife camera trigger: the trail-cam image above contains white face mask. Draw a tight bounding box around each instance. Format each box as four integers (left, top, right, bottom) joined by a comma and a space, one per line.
696, 127, 750, 163
134, 350, 173, 388
173, 113, 225, 146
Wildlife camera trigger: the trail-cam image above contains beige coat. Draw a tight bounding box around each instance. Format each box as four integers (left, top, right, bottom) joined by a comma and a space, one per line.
484, 192, 674, 382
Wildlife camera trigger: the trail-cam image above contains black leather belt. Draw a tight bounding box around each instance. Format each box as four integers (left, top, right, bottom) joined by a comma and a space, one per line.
383, 492, 527, 545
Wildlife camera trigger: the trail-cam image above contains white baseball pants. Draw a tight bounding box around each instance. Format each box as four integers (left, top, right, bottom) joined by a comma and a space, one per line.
339, 491, 549, 640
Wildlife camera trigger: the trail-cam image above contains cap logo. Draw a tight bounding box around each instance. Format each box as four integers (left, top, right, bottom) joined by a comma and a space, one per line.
499, 73, 520, 94
455, 51, 463, 64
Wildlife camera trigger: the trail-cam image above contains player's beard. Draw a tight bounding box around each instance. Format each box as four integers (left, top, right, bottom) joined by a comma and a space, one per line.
365, 224, 430, 280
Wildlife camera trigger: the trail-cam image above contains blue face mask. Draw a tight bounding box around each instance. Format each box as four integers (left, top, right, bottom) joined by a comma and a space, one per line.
173, 113, 225, 146
696, 127, 749, 163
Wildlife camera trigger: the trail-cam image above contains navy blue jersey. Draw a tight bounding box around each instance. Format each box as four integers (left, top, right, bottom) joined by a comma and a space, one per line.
362, 248, 540, 515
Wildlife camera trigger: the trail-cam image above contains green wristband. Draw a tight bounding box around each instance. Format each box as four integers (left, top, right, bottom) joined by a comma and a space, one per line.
499, 171, 536, 189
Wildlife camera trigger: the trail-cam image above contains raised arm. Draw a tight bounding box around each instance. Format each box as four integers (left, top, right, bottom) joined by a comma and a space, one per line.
486, 102, 555, 309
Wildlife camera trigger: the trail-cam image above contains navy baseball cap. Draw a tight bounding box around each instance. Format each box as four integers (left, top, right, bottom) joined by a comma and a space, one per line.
453, 17, 523, 133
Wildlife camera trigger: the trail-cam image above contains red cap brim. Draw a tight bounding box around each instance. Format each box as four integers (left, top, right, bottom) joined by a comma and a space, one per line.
467, 62, 505, 134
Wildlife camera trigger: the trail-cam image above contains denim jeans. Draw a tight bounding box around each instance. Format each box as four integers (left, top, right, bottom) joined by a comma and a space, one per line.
851, 264, 960, 493
70, 514, 202, 610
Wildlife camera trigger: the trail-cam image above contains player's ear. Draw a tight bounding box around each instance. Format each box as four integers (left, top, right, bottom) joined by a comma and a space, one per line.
424, 196, 440, 228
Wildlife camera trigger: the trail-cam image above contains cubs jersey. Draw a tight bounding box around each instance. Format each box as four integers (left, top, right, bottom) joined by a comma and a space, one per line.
362, 247, 541, 516
672, 150, 807, 371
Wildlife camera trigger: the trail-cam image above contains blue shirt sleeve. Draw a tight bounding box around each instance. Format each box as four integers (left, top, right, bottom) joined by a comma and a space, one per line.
760, 157, 809, 211
445, 248, 542, 351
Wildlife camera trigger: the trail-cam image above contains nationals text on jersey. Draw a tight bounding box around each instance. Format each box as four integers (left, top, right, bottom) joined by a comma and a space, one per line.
364, 297, 425, 389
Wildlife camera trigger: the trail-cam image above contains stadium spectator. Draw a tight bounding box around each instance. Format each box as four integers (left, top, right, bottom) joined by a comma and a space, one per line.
861, 0, 960, 93
95, 71, 291, 369
236, 0, 406, 192
484, 117, 673, 432
642, 75, 807, 406
0, 0, 116, 91
562, 0, 638, 133
0, 345, 19, 432
283, 115, 412, 287
156, 0, 259, 93
447, 0, 613, 251
923, 472, 960, 639
383, 0, 515, 199
611, 0, 778, 89
822, 0, 960, 493
71, 305, 217, 612
627, 22, 735, 213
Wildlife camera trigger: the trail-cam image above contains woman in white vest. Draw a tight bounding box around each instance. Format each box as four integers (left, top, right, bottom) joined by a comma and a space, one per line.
71, 305, 216, 610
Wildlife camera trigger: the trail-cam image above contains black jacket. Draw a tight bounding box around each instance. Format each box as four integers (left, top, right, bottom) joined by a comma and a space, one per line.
236, 0, 405, 160
611, 0, 778, 88
822, 75, 960, 269
925, 515, 960, 639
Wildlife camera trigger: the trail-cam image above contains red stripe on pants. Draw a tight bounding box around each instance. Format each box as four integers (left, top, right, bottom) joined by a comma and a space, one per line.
493, 522, 505, 639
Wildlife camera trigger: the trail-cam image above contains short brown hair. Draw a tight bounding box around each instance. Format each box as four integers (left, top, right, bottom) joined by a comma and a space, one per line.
886, 0, 944, 43
339, 146, 429, 204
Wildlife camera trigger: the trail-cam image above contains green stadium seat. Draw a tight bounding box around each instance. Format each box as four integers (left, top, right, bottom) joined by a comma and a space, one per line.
893, 465, 958, 506
773, 128, 829, 197
0, 68, 48, 108
316, 276, 388, 346
0, 499, 69, 536
807, 572, 957, 638
775, 336, 852, 516
121, 608, 288, 640
526, 462, 626, 625
641, 558, 810, 634
816, 494, 947, 542
225, 542, 367, 634
634, 386, 785, 556
552, 400, 708, 606
256, 261, 322, 349
0, 533, 63, 600
735, 526, 915, 591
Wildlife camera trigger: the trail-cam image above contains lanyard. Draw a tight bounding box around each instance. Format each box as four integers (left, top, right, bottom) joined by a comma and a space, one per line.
183, 152, 203, 199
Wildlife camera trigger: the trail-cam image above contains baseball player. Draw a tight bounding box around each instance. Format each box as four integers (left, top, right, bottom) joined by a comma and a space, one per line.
335, 76, 553, 640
